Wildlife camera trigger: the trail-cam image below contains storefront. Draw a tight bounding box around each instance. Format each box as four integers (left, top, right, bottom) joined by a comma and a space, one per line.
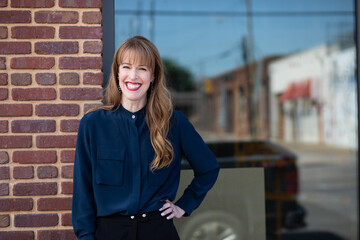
103, 1, 359, 239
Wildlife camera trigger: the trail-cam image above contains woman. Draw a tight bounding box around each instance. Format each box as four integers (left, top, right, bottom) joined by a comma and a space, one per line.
72, 36, 219, 240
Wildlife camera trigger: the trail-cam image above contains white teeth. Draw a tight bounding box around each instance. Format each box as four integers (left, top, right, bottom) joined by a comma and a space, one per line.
126, 82, 141, 89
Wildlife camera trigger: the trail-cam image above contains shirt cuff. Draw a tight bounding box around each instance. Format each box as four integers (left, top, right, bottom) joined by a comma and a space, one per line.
77, 233, 95, 240
175, 190, 199, 216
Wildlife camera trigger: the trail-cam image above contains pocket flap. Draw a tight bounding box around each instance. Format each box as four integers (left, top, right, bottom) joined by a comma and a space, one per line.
97, 148, 125, 160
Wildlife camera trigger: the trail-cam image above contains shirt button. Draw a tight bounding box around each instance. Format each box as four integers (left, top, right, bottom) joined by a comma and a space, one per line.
130, 216, 135, 219
132, 115, 136, 119
142, 213, 146, 218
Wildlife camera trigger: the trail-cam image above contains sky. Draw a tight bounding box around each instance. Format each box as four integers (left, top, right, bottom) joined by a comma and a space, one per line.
114, 0, 355, 79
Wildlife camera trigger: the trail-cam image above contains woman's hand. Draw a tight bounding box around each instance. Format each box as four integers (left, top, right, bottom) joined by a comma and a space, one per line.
159, 200, 185, 220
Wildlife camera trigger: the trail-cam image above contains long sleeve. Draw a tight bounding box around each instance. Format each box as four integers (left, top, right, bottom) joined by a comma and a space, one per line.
175, 112, 220, 216
72, 116, 96, 240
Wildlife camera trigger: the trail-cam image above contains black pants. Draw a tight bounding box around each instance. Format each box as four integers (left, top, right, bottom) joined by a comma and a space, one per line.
95, 211, 180, 240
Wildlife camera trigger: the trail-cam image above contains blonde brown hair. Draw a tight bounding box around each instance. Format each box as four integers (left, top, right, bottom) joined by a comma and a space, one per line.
89, 36, 174, 170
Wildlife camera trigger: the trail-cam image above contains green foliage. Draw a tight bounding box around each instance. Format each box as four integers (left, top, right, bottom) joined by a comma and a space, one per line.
163, 58, 196, 92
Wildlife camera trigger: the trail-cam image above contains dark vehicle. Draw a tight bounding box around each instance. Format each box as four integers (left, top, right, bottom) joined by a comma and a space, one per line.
175, 140, 306, 240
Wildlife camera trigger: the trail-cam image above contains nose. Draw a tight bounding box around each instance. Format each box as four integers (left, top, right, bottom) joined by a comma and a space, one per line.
129, 68, 137, 79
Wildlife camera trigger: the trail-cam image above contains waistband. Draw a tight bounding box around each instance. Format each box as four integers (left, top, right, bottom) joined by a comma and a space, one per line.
97, 210, 166, 223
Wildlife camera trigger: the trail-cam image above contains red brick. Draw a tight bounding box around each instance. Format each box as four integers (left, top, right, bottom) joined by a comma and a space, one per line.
61, 165, 73, 178
60, 119, 80, 132
35, 41, 78, 54
12, 88, 56, 101
0, 104, 32, 116
59, 26, 102, 39
83, 72, 103, 85
60, 87, 102, 100
13, 150, 57, 164
0, 120, 8, 133
82, 11, 101, 24
0, 166, 9, 179
0, 73, 8, 85
0, 26, 8, 39
35, 73, 56, 85
0, 11, 31, 23
11, 57, 55, 69
11, 0, 54, 8
11, 73, 32, 86
12, 120, 56, 133
0, 57, 6, 69
13, 166, 34, 179
0, 136, 32, 148
83, 41, 102, 54
60, 56, 102, 69
15, 214, 58, 227
12, 26, 55, 39
35, 104, 79, 116
84, 102, 102, 113
0, 183, 9, 195
0, 88, 8, 100
37, 166, 58, 179
0, 42, 31, 54
61, 213, 72, 226
38, 197, 72, 211
0, 231, 34, 240
37, 135, 77, 148
0, 151, 9, 164
13, 182, 57, 196
59, 72, 79, 85
0, 0, 7, 7
35, 10, 78, 23
59, 0, 102, 8
0, 198, 33, 211
61, 150, 75, 163
0, 214, 10, 227
38, 230, 76, 240
61, 181, 73, 194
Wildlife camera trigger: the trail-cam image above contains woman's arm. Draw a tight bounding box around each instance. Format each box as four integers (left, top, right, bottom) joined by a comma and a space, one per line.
174, 112, 220, 216
72, 116, 97, 240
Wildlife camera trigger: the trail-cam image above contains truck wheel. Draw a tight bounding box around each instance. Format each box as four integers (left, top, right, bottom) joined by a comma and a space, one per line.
180, 210, 247, 240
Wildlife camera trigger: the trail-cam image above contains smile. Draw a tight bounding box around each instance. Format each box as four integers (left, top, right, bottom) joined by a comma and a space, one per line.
125, 82, 142, 91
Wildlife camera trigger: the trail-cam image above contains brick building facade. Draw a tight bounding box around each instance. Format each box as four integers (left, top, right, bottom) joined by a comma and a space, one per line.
201, 56, 280, 140
0, 0, 103, 239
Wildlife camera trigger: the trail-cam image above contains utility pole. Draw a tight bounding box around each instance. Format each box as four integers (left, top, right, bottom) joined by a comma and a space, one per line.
244, 0, 256, 137
149, 0, 155, 41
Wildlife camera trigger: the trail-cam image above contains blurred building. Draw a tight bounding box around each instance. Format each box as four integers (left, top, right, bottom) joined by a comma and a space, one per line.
269, 44, 357, 149
200, 56, 281, 140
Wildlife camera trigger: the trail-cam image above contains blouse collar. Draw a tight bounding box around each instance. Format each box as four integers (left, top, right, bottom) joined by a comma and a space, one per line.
117, 104, 146, 121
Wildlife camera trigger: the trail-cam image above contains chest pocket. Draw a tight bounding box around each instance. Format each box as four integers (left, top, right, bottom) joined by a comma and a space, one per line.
96, 148, 125, 186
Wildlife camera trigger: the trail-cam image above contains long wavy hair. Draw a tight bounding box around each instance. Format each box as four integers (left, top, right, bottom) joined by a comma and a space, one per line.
89, 36, 174, 170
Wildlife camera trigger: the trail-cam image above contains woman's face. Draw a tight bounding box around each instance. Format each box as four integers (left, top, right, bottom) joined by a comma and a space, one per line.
118, 53, 153, 106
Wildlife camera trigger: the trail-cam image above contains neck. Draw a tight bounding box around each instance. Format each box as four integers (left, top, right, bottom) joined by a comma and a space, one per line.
121, 98, 146, 113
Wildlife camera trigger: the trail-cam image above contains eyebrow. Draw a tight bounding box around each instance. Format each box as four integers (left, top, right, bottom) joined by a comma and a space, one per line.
121, 62, 148, 67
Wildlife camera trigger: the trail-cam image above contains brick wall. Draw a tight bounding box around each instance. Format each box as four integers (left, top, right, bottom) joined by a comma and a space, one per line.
0, 0, 103, 239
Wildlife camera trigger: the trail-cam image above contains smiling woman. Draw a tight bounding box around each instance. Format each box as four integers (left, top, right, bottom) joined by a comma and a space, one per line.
71, 36, 220, 240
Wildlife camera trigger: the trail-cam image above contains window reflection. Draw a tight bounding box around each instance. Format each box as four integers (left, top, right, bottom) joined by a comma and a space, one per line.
114, 0, 357, 239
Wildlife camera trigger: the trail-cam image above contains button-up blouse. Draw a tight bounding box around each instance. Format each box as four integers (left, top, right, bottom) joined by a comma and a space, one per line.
72, 105, 220, 240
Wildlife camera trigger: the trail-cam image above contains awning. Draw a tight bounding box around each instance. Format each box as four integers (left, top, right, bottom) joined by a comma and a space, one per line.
279, 79, 311, 102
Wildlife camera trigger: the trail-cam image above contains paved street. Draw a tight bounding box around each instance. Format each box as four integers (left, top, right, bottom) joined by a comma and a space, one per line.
278, 141, 358, 240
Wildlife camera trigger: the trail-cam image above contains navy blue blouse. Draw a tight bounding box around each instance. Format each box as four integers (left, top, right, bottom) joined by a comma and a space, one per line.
72, 105, 220, 240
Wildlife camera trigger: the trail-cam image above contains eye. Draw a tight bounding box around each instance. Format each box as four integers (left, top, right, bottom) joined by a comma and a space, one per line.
140, 67, 147, 71
122, 65, 130, 69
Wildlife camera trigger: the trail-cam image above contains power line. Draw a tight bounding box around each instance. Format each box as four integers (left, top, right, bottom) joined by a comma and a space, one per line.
115, 9, 353, 17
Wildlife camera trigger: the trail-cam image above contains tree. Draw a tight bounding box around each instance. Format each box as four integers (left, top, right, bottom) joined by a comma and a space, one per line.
163, 58, 196, 92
